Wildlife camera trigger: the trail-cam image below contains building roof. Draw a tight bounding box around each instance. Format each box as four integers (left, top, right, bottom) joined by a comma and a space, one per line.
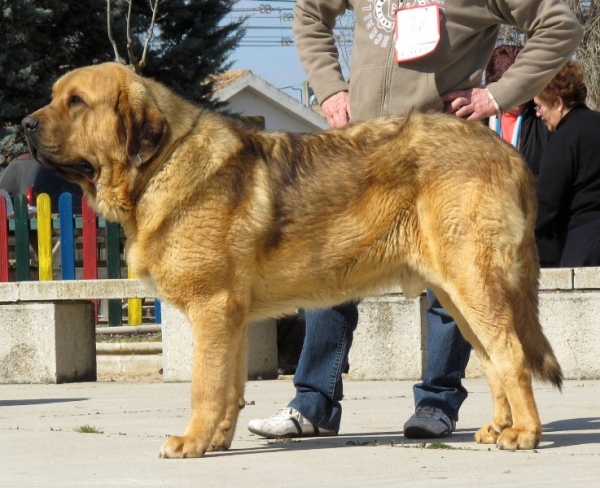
213, 70, 328, 132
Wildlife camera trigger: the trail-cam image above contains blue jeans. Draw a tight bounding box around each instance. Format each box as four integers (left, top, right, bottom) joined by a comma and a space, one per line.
412, 290, 471, 421
289, 291, 471, 430
289, 302, 359, 432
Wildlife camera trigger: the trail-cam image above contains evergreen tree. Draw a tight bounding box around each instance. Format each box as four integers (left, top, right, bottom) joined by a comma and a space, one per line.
138, 0, 245, 107
0, 0, 114, 163
0, 0, 244, 164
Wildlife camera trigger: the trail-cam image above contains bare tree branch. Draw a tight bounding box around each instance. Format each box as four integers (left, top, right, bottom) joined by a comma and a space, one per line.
561, 1, 600, 108
126, 0, 140, 72
107, 0, 123, 63
140, 0, 161, 68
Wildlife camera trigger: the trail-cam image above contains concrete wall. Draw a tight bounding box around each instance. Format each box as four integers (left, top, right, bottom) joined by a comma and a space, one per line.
160, 268, 600, 382
161, 303, 278, 382
2, 267, 599, 384
348, 267, 600, 381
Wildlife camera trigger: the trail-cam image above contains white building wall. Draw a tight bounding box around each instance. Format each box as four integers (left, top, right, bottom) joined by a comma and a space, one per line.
224, 91, 322, 133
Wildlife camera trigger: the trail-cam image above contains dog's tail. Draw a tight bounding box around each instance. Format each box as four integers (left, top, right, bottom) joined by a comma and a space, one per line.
520, 306, 563, 391
514, 249, 563, 390
514, 170, 563, 391
520, 317, 563, 391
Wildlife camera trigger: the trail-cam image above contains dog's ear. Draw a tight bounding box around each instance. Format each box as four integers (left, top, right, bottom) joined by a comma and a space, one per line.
117, 81, 168, 167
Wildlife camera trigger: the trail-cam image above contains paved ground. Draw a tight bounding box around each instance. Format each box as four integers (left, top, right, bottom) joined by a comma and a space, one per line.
0, 378, 599, 487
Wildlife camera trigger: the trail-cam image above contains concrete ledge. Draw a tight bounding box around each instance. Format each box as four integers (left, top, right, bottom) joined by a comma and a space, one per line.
573, 267, 600, 289
96, 325, 161, 335
539, 267, 600, 290
539, 268, 573, 290
96, 342, 162, 355
0, 279, 152, 302
0, 301, 96, 384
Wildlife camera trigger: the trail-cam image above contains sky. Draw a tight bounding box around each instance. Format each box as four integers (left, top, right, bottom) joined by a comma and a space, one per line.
224, 1, 310, 102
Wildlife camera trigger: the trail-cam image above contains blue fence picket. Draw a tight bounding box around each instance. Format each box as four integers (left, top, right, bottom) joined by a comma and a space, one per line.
59, 193, 76, 280
154, 299, 162, 324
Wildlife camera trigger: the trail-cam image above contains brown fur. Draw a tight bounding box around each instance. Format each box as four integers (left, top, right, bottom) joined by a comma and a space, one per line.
23, 63, 562, 457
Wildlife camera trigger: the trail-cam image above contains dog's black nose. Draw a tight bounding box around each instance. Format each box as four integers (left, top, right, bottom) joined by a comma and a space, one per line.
22, 116, 39, 133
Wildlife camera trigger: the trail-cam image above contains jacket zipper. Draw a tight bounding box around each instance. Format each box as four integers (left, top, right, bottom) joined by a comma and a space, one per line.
381, 40, 395, 117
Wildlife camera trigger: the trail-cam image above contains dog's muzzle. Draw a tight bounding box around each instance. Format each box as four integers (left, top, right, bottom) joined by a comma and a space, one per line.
21, 115, 96, 180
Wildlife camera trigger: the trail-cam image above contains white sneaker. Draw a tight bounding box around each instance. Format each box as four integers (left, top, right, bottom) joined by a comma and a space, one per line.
248, 407, 338, 439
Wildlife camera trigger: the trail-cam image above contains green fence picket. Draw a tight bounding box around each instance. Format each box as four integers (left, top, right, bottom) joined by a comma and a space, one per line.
106, 220, 122, 326
14, 195, 30, 281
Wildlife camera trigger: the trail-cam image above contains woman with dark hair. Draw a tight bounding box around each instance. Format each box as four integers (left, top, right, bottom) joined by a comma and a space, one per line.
486, 45, 555, 265
534, 61, 600, 266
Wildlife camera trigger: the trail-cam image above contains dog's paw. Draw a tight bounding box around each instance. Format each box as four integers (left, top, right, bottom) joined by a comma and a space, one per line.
474, 423, 502, 444
496, 427, 540, 450
206, 421, 234, 452
159, 435, 208, 459
206, 439, 231, 452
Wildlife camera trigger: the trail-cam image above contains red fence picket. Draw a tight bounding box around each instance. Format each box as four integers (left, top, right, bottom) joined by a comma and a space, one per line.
0, 197, 8, 282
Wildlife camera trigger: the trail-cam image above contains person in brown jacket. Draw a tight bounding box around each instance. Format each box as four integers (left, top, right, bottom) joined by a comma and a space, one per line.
248, 0, 582, 440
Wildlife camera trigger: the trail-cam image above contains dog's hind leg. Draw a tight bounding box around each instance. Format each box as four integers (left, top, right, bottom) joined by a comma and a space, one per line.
473, 354, 514, 444
159, 292, 248, 459
431, 280, 543, 450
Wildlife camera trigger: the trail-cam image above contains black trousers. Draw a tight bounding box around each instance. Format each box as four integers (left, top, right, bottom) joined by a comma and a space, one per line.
559, 218, 600, 267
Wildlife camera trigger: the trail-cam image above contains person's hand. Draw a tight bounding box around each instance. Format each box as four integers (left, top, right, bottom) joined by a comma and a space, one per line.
321, 91, 351, 128
442, 88, 497, 121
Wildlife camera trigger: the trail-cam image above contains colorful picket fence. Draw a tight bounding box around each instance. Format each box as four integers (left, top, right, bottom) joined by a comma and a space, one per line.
0, 192, 161, 326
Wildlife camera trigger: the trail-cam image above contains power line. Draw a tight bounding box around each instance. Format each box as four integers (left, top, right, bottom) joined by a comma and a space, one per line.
232, 8, 293, 13
243, 26, 293, 29
227, 2, 354, 49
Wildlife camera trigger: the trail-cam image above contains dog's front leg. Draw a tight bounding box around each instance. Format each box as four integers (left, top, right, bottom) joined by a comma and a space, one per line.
207, 324, 248, 451
160, 296, 247, 459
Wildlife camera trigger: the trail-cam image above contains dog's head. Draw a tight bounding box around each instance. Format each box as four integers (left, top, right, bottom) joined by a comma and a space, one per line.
22, 62, 168, 219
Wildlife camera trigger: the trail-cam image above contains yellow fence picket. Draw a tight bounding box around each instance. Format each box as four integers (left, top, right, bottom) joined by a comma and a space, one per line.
127, 267, 143, 325
37, 194, 53, 281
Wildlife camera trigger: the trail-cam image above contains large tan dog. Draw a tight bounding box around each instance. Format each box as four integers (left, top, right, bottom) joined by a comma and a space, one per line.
23, 63, 561, 458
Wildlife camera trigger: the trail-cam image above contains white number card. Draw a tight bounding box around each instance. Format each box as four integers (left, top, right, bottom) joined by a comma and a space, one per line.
394, 4, 441, 63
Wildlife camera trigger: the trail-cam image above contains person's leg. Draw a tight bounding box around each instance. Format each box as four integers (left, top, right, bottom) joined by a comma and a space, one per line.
289, 302, 358, 430
248, 302, 359, 438
404, 289, 471, 438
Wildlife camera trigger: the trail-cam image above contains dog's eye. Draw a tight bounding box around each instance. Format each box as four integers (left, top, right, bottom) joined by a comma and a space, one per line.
68, 95, 83, 107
